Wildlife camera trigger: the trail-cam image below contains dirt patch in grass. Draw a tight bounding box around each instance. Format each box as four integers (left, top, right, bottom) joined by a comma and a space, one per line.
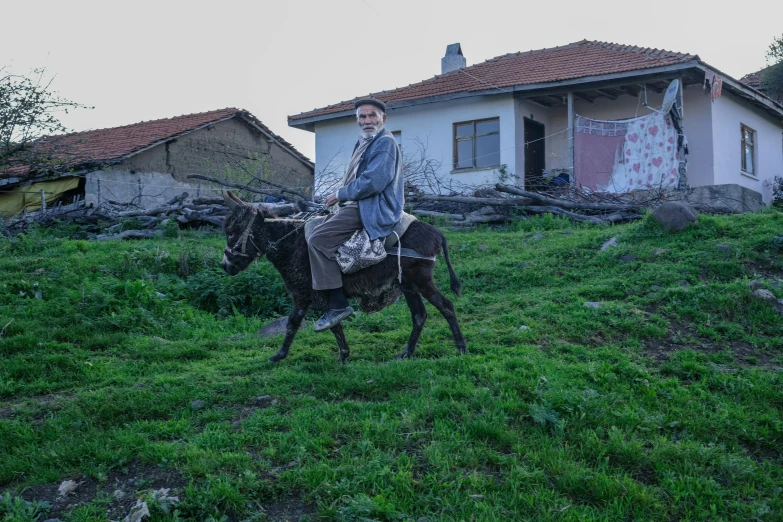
740, 440, 781, 463
3, 461, 187, 519
0, 393, 71, 423
230, 396, 292, 431
643, 333, 779, 368
641, 314, 780, 368
743, 262, 783, 281
261, 493, 317, 522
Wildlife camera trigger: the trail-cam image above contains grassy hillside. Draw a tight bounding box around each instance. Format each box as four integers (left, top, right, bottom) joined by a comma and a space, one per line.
1, 210, 782, 521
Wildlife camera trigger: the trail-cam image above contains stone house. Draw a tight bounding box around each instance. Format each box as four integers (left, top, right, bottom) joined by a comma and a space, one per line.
0, 108, 313, 217
289, 40, 783, 207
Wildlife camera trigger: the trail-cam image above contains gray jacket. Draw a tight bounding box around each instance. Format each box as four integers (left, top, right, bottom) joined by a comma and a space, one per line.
337, 128, 404, 240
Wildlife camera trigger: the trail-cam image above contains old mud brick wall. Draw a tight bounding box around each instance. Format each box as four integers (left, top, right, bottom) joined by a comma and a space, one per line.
84, 117, 313, 208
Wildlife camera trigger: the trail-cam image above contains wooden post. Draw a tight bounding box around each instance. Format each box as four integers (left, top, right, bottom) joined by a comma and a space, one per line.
40, 190, 46, 212
567, 92, 575, 186
97, 178, 102, 205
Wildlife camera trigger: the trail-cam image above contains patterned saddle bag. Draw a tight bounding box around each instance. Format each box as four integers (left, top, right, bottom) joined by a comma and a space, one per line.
335, 228, 387, 274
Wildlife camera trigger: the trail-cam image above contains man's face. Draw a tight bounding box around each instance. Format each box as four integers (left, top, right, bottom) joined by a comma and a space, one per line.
357, 105, 386, 137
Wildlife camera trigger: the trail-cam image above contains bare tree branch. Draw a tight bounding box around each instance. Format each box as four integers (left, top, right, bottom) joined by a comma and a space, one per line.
218, 150, 311, 200
496, 184, 639, 211
186, 174, 289, 199
1, 67, 91, 175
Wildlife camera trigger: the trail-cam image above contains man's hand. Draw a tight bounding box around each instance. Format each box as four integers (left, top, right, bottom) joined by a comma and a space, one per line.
324, 192, 339, 207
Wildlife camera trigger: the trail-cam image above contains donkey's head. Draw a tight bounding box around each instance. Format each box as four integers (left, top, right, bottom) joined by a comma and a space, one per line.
221, 190, 275, 275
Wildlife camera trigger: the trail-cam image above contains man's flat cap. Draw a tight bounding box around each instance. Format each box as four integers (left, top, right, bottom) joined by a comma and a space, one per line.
354, 98, 386, 112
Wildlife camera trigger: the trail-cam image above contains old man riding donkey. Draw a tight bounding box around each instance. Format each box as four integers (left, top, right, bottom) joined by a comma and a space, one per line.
221, 99, 466, 363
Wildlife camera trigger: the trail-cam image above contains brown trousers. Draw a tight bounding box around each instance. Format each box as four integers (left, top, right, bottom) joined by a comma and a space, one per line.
308, 205, 363, 290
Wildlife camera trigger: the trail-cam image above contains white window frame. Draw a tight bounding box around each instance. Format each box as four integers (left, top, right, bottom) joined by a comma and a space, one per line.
453, 117, 501, 171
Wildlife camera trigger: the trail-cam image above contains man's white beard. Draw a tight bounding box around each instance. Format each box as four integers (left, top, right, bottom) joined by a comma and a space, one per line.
360, 122, 383, 139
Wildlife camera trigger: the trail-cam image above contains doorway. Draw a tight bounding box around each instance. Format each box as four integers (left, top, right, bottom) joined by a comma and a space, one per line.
524, 118, 546, 190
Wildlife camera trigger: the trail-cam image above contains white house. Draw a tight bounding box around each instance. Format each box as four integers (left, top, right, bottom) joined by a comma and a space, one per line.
288, 40, 783, 206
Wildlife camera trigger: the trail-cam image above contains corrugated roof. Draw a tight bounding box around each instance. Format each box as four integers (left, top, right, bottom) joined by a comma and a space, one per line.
289, 40, 698, 122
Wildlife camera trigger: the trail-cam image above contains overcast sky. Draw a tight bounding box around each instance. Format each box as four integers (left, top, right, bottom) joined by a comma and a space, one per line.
2, 0, 780, 162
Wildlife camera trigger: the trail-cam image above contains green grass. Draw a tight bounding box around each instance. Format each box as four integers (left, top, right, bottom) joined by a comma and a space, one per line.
1, 210, 782, 521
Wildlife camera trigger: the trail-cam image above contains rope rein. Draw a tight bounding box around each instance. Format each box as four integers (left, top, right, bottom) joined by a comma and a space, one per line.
236, 207, 258, 255
228, 205, 322, 258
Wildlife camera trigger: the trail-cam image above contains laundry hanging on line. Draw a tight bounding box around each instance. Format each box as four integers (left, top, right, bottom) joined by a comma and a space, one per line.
574, 111, 680, 193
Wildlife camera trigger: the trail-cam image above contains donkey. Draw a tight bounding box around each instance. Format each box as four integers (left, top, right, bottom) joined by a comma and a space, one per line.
220, 191, 467, 363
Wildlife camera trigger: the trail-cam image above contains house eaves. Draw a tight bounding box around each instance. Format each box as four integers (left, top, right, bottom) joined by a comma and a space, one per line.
289, 59, 783, 131
697, 63, 783, 123
288, 61, 702, 132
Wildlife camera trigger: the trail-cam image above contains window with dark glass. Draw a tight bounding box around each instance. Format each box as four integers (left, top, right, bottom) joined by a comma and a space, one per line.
741, 124, 755, 174
453, 118, 500, 170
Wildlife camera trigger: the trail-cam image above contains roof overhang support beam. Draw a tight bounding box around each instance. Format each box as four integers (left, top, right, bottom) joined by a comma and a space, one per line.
619, 86, 639, 97
574, 92, 594, 104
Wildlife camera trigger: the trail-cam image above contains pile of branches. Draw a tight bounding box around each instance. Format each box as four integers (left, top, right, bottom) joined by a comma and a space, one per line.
2, 172, 314, 238
407, 184, 646, 226
1, 190, 304, 240
4, 172, 736, 239
2, 192, 219, 238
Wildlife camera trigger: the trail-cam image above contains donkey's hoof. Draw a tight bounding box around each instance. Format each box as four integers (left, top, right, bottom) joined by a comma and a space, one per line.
269, 352, 287, 363
395, 350, 411, 360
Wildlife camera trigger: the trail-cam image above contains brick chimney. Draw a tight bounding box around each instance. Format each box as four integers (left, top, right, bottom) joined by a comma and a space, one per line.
441, 43, 466, 74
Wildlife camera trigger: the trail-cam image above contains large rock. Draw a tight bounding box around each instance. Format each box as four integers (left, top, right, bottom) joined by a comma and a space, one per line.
651, 202, 698, 232
258, 316, 291, 337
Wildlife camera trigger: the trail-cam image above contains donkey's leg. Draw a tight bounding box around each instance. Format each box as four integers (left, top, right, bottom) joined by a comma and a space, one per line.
269, 303, 309, 363
330, 322, 350, 363
396, 290, 428, 360
421, 284, 467, 355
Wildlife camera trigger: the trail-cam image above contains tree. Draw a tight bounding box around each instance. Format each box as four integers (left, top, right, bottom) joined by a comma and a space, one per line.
0, 68, 89, 175
760, 34, 783, 96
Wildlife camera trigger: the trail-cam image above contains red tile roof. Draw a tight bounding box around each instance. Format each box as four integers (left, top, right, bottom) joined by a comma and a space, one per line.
739, 67, 783, 104
740, 71, 762, 88
289, 40, 698, 123
3, 108, 312, 180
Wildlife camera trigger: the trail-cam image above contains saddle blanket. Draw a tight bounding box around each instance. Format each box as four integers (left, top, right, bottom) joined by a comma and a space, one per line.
304, 211, 421, 252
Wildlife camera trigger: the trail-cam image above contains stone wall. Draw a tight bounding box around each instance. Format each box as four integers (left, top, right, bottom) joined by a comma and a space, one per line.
625, 184, 764, 213
90, 116, 313, 207
83, 170, 200, 209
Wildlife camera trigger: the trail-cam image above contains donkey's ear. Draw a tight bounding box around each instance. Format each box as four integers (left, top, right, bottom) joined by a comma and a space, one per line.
222, 190, 241, 211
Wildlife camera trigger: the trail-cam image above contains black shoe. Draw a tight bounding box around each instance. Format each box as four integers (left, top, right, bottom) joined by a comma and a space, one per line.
313, 307, 354, 332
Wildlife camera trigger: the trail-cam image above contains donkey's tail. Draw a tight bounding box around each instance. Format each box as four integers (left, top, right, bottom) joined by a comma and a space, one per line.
439, 231, 462, 296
